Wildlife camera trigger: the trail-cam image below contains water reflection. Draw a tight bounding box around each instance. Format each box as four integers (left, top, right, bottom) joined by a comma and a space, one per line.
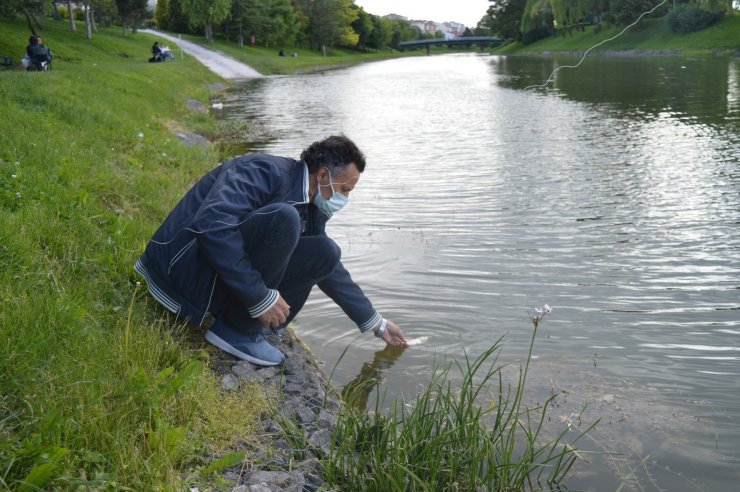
341, 345, 406, 411
495, 55, 740, 128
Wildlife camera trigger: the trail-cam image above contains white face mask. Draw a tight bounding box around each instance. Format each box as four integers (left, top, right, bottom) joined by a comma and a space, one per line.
313, 169, 349, 216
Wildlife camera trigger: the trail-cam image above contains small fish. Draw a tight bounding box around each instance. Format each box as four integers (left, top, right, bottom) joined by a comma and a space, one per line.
406, 336, 428, 346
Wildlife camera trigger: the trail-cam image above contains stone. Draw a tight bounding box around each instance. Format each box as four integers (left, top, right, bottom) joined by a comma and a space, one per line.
294, 406, 316, 427
246, 485, 271, 492
173, 131, 209, 148
186, 98, 207, 112
232, 363, 257, 380
248, 471, 305, 491
318, 409, 337, 430
222, 373, 239, 391
308, 429, 332, 458
282, 357, 304, 375
282, 382, 303, 395
304, 471, 323, 491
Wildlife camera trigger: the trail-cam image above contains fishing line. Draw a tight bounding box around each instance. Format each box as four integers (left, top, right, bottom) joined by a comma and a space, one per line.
522, 0, 667, 92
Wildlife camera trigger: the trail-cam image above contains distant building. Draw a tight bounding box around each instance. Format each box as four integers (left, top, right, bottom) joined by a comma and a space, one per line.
388, 15, 470, 38
410, 20, 438, 34
438, 21, 466, 39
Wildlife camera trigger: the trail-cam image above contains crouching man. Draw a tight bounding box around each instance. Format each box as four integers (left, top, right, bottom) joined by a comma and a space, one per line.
135, 135, 409, 366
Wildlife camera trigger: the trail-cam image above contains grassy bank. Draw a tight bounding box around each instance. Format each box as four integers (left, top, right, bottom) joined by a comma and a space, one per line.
497, 14, 740, 56
0, 18, 268, 489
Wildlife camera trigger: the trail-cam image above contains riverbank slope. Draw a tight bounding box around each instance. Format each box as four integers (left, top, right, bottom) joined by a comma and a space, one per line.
0, 18, 278, 490
496, 15, 740, 56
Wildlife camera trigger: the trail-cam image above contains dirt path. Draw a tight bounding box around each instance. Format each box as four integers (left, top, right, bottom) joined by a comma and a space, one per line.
141, 29, 262, 79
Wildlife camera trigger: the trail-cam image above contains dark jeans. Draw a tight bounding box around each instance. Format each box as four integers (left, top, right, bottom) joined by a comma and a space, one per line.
213, 203, 340, 335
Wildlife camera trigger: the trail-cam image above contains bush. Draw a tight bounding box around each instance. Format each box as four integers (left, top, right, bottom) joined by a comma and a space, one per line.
666, 4, 723, 34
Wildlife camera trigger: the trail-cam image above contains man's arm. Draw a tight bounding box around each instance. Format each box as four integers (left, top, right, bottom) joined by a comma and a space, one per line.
317, 261, 409, 347
317, 260, 379, 332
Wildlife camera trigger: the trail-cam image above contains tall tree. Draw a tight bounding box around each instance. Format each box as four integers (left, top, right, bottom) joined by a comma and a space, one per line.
181, 0, 232, 42
155, 0, 189, 32
66, 0, 77, 31
388, 17, 420, 49
351, 5, 373, 50
485, 0, 527, 40
115, 0, 148, 36
0, 0, 45, 34
231, 0, 298, 48
298, 0, 358, 52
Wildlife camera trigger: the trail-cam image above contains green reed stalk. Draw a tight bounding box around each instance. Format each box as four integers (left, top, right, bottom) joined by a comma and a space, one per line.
323, 316, 594, 491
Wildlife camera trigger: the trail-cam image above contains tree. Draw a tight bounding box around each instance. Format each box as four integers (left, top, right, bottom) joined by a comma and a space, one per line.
297, 0, 359, 52
607, 0, 663, 25
484, 0, 527, 41
366, 15, 392, 50
0, 0, 47, 33
231, 0, 298, 48
181, 0, 232, 42
521, 0, 554, 43
115, 0, 148, 36
351, 5, 373, 50
388, 18, 420, 50
155, 0, 189, 32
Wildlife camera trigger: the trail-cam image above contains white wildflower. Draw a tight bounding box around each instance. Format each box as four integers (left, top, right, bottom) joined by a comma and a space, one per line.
11, 174, 17, 179
15, 192, 21, 198
137, 132, 144, 138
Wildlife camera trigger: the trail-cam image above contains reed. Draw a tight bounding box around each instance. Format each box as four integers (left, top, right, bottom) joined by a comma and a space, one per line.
321, 309, 595, 491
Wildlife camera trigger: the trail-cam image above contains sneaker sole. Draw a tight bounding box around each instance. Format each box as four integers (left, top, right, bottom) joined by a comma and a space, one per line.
204, 330, 284, 366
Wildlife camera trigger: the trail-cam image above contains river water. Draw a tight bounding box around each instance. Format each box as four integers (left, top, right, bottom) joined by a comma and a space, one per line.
214, 53, 740, 490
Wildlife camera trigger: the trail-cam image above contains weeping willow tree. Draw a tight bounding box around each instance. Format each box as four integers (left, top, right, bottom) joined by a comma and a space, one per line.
520, 0, 554, 43
549, 0, 599, 28
697, 0, 735, 14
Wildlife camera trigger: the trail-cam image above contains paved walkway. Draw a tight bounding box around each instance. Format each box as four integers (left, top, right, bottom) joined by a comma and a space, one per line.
141, 29, 262, 79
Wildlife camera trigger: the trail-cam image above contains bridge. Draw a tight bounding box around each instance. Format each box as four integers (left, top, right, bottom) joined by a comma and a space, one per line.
399, 36, 505, 54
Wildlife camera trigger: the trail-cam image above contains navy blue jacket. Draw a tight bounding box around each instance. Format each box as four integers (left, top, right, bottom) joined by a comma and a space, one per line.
135, 154, 381, 332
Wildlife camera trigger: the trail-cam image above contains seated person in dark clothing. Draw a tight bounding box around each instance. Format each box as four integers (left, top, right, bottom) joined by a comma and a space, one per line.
22, 35, 37, 69
27, 36, 53, 71
150, 42, 162, 62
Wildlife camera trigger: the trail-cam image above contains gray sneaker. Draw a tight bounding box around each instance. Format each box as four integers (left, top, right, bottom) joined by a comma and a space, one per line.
205, 319, 285, 366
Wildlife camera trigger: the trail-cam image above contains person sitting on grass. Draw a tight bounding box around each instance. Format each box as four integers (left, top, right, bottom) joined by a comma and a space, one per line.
26, 36, 53, 71
135, 135, 409, 366
21, 35, 37, 69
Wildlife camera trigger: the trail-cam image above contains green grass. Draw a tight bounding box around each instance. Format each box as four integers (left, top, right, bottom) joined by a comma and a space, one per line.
1, 17, 268, 489
499, 15, 740, 55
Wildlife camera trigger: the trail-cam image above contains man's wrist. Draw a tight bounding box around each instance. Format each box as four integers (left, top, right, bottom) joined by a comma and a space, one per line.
374, 318, 388, 338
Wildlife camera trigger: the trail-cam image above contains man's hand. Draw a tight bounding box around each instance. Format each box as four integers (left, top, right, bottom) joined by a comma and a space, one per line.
258, 295, 290, 328
379, 319, 409, 348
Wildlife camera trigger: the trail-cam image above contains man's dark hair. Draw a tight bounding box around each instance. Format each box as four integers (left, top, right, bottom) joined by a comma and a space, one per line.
301, 135, 366, 174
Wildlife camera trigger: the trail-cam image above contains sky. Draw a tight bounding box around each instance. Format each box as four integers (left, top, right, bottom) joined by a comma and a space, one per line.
354, 0, 490, 27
